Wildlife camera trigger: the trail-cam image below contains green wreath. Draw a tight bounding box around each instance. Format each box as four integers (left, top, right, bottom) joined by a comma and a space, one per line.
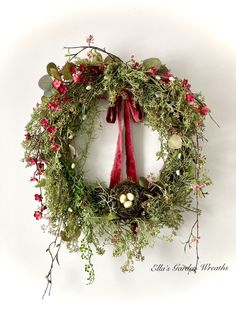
22, 36, 216, 296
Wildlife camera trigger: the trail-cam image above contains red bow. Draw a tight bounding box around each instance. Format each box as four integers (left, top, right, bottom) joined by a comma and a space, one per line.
106, 91, 144, 188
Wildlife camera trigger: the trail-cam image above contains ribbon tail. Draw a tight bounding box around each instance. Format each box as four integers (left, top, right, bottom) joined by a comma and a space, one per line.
109, 98, 123, 188
124, 98, 137, 183
128, 100, 144, 122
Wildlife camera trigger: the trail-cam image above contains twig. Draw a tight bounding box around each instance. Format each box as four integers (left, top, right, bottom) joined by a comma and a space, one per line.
208, 112, 220, 128
42, 222, 63, 299
183, 133, 200, 272
63, 44, 125, 64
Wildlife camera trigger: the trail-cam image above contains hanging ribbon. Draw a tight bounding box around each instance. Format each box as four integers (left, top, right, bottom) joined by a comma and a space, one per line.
106, 91, 144, 188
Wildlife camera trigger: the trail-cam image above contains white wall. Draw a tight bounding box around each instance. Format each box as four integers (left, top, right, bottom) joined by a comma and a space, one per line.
0, 1, 235, 313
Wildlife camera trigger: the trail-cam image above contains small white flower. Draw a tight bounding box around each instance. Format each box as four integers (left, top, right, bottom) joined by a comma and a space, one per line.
68, 207, 73, 212
86, 85, 92, 90
176, 170, 180, 176
71, 163, 75, 169
169, 76, 175, 82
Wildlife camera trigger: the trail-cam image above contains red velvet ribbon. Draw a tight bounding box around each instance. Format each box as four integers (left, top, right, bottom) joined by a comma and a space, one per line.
106, 92, 144, 188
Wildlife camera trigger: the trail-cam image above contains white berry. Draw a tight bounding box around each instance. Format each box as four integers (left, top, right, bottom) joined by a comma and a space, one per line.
123, 200, 133, 208
71, 163, 75, 169
119, 194, 127, 204
127, 193, 135, 201
86, 85, 92, 90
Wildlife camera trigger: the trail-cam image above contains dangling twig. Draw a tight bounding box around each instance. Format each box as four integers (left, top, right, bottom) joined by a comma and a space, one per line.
183, 133, 201, 272
42, 221, 63, 299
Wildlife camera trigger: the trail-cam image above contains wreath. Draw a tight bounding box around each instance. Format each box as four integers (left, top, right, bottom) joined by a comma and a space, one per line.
22, 36, 218, 297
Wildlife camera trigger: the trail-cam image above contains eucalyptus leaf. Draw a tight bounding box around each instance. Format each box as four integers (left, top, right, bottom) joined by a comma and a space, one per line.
62, 62, 74, 80
142, 57, 162, 70
38, 75, 53, 91
46, 62, 58, 75
44, 88, 56, 97
168, 134, 182, 150
50, 68, 62, 80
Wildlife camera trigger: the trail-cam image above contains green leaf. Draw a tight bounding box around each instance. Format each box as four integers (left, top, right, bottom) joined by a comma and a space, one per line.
38, 75, 53, 91
43, 88, 56, 97
50, 68, 61, 80
142, 57, 162, 70
138, 176, 149, 188
78, 58, 91, 65
92, 51, 103, 64
104, 55, 121, 64
168, 134, 182, 149
60, 230, 70, 242
46, 62, 58, 75
104, 212, 119, 221
35, 178, 46, 188
62, 62, 74, 80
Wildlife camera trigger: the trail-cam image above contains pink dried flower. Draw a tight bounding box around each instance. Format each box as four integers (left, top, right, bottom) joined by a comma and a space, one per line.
50, 143, 60, 151
57, 84, 68, 95
86, 35, 94, 45
147, 66, 158, 76
47, 125, 57, 134
34, 211, 42, 220
161, 71, 174, 83
30, 177, 39, 182
34, 194, 43, 202
79, 64, 87, 73
191, 183, 206, 190
130, 55, 140, 69
52, 79, 61, 89
199, 106, 210, 116
186, 93, 195, 103
24, 133, 31, 141
37, 162, 45, 171
41, 205, 47, 211
73, 74, 86, 84
48, 102, 61, 110
28, 157, 37, 166
40, 118, 49, 128
181, 79, 191, 90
